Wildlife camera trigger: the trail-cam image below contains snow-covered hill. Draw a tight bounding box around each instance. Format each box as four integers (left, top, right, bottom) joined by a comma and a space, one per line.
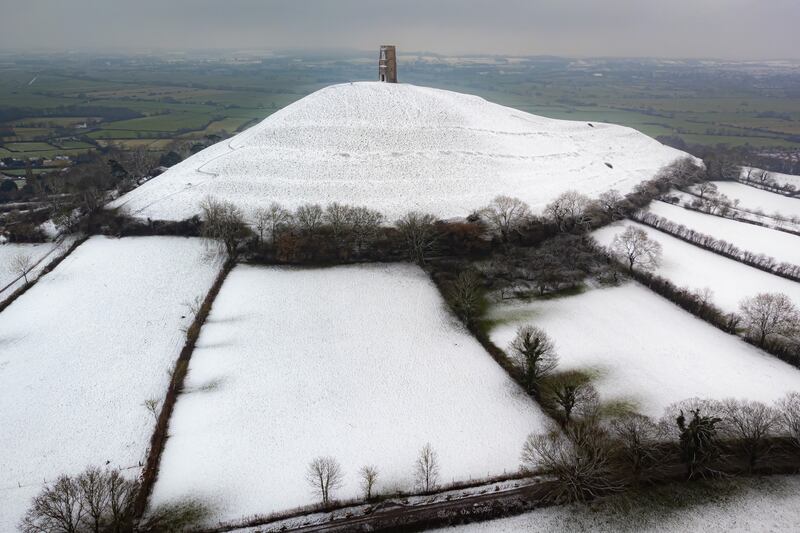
111, 82, 688, 221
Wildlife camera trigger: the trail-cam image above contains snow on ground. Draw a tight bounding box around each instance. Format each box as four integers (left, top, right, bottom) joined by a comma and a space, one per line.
594, 220, 800, 315
110, 82, 688, 222
487, 283, 800, 418
0, 236, 220, 531
0, 239, 70, 298
741, 166, 800, 190
647, 200, 800, 266
149, 264, 548, 525
710, 181, 800, 219
665, 189, 800, 234
433, 475, 800, 532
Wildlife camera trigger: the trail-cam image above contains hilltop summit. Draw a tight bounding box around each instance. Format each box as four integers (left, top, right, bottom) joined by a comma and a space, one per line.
111, 82, 687, 221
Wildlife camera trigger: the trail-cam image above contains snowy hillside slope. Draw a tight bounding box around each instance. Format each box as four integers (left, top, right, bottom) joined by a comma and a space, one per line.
0, 237, 220, 531
111, 82, 688, 221
150, 264, 548, 525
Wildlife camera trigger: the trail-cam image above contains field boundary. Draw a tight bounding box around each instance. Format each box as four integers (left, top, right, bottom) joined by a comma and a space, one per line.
735, 178, 800, 198
132, 258, 235, 519
630, 210, 800, 283
670, 191, 800, 237
0, 235, 88, 313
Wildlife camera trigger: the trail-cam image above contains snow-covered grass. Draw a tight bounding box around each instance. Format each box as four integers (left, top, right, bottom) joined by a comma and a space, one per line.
111, 82, 688, 222
0, 239, 69, 298
433, 475, 800, 532
487, 283, 800, 418
0, 236, 221, 531
149, 264, 548, 525
647, 200, 800, 266
594, 220, 800, 314
711, 181, 800, 220
741, 166, 800, 190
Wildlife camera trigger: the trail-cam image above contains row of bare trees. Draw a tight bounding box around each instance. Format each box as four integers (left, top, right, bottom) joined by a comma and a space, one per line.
631, 210, 800, 281
20, 467, 138, 533
520, 393, 800, 503
305, 443, 441, 508
676, 183, 800, 227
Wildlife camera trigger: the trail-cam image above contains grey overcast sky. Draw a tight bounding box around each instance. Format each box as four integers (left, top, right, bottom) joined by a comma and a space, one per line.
1, 0, 798, 59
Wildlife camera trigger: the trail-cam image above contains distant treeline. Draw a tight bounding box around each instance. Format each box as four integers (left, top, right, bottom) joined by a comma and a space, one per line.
0, 105, 143, 124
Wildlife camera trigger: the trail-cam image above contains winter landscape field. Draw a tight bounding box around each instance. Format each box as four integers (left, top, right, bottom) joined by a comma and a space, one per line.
488, 283, 800, 418
3, 9, 800, 528
594, 220, 800, 314
149, 264, 549, 526
110, 82, 687, 222
0, 239, 66, 298
710, 181, 800, 219
0, 237, 221, 531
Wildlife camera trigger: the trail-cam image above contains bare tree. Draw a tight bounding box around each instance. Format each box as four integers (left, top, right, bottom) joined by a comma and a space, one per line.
414, 443, 440, 492
347, 206, 384, 250
21, 475, 85, 533
257, 202, 293, 243
78, 467, 110, 533
200, 197, 251, 259
21, 467, 138, 533
324, 202, 353, 242
143, 398, 160, 421
359, 465, 379, 500
396, 211, 439, 265
546, 377, 599, 426
9, 253, 35, 284
738, 292, 800, 347
107, 469, 137, 532
596, 189, 630, 221
718, 399, 778, 470
120, 146, 159, 179
252, 207, 271, 243
544, 190, 592, 232
610, 413, 662, 483
521, 422, 621, 503
610, 226, 662, 274
295, 203, 324, 236
696, 181, 719, 199
446, 270, 485, 326
508, 325, 558, 399
306, 456, 343, 507
480, 195, 530, 241
777, 392, 800, 449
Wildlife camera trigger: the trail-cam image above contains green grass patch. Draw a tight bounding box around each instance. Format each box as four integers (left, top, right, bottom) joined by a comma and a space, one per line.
4, 142, 56, 152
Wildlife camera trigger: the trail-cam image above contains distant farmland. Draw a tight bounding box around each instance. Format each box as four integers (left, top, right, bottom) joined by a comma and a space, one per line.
1, 53, 799, 166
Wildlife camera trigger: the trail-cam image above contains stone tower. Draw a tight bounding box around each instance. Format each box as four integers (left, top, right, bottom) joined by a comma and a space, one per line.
378, 45, 397, 83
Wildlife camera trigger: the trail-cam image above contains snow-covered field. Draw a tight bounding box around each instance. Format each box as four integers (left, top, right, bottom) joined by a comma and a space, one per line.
711, 181, 800, 219
433, 475, 800, 532
594, 220, 800, 314
0, 239, 69, 299
488, 284, 800, 418
111, 82, 688, 222
741, 166, 800, 190
150, 264, 548, 525
647, 201, 800, 266
0, 236, 220, 531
